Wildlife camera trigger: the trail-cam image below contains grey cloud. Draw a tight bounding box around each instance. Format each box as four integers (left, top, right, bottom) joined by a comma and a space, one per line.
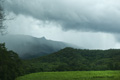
5, 0, 120, 33
114, 33, 120, 42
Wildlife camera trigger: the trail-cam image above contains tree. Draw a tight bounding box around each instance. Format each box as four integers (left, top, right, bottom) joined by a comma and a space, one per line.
0, 43, 24, 80
0, 0, 5, 34
0, 1, 24, 80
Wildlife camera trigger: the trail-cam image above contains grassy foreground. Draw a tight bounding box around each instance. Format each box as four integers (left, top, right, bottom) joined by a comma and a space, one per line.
16, 71, 120, 80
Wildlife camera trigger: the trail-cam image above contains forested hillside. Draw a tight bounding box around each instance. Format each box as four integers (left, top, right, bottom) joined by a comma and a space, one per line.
24, 47, 120, 73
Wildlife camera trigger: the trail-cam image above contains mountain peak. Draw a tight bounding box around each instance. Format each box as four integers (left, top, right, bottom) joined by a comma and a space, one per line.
41, 37, 46, 40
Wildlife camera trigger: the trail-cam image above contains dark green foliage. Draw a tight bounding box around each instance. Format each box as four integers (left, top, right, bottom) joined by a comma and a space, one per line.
0, 43, 24, 80
24, 47, 120, 73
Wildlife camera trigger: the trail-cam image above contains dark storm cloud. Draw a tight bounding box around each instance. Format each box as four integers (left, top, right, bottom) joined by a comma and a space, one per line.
5, 0, 120, 33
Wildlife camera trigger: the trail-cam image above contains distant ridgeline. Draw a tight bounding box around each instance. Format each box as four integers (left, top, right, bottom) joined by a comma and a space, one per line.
0, 35, 79, 59
24, 47, 120, 73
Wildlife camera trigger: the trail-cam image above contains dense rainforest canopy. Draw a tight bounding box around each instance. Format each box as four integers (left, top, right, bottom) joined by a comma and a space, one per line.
24, 47, 120, 73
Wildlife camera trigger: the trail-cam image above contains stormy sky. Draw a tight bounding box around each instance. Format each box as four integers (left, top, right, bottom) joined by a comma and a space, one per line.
4, 0, 120, 49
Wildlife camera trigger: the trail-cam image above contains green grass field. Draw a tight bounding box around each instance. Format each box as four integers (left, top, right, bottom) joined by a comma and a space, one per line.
16, 71, 120, 80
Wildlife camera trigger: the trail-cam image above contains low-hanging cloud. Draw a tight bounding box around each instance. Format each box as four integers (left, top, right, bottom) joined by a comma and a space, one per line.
5, 0, 120, 33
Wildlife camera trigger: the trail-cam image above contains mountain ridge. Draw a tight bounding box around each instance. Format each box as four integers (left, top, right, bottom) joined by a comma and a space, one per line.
0, 34, 79, 59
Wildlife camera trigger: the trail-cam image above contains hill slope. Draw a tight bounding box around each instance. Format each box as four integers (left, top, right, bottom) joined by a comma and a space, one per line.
24, 47, 120, 73
0, 35, 78, 59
